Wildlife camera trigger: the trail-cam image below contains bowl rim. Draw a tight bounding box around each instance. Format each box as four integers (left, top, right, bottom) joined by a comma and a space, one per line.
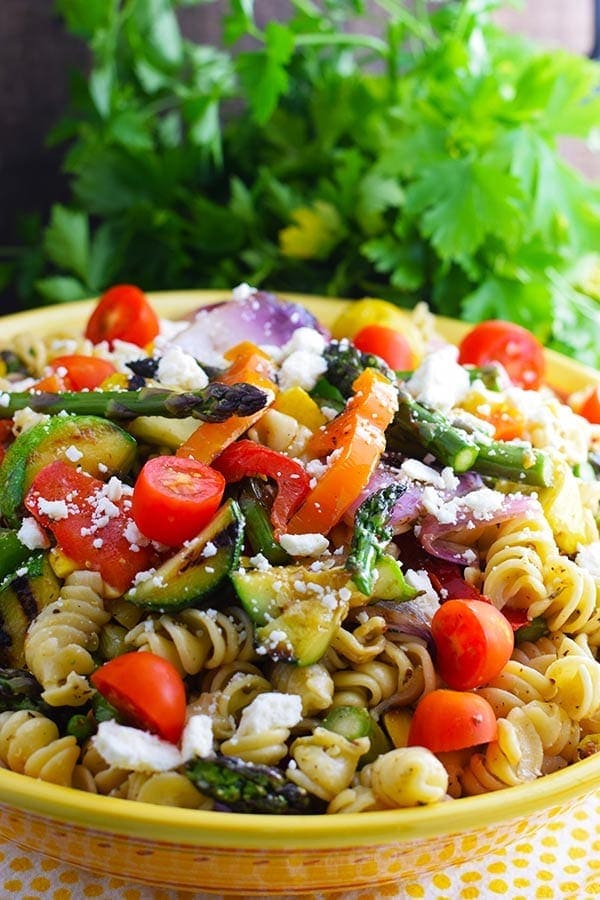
1, 289, 599, 851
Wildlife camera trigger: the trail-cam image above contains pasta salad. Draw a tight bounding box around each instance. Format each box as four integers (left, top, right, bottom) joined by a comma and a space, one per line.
0, 284, 600, 815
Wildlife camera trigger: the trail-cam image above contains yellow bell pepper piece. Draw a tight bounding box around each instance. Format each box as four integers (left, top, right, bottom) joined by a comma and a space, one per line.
273, 386, 326, 432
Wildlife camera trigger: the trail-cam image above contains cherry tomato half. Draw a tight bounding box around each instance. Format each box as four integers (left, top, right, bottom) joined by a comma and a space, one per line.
353, 324, 415, 371
579, 386, 600, 425
132, 455, 226, 546
458, 319, 545, 390
49, 354, 117, 391
431, 598, 514, 691
91, 652, 186, 744
407, 689, 498, 752
85, 284, 160, 348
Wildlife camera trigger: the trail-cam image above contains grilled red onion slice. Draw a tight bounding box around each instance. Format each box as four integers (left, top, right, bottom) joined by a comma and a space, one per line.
173, 289, 326, 361
349, 597, 437, 649
418, 492, 537, 565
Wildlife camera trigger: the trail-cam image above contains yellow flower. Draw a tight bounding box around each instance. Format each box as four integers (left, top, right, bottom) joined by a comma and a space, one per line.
279, 201, 343, 260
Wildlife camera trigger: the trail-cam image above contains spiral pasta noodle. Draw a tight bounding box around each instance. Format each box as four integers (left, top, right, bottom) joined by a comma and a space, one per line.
24, 570, 110, 706
0, 710, 80, 786
482, 509, 555, 611
287, 727, 369, 802
125, 606, 255, 676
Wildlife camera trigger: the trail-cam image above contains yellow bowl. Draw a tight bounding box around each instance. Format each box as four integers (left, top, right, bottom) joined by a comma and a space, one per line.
1, 291, 599, 895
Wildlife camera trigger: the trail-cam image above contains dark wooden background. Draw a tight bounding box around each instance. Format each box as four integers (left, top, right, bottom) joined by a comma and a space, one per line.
1, 1, 597, 311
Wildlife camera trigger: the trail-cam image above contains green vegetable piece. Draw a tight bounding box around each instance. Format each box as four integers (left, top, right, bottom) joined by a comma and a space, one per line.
323, 705, 392, 766
126, 416, 199, 450
66, 713, 95, 742
0, 529, 36, 582
346, 482, 406, 595
0, 555, 61, 667
387, 390, 479, 473
322, 705, 372, 741
0, 666, 46, 713
237, 480, 291, 567
0, 414, 137, 527
0, 383, 269, 423
473, 439, 554, 488
124, 499, 244, 612
369, 554, 418, 603
322, 341, 395, 399
514, 615, 549, 645
309, 377, 346, 414
186, 754, 315, 814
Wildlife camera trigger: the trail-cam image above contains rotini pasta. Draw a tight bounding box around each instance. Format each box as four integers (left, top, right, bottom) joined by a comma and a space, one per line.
24, 570, 110, 706
0, 710, 80, 786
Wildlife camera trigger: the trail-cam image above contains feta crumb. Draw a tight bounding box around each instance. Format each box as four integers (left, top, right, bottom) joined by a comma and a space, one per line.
236, 692, 303, 736
37, 498, 69, 521
92, 720, 182, 772
17, 516, 49, 550
279, 532, 329, 557
157, 345, 209, 391
232, 282, 256, 302
406, 345, 470, 412
180, 714, 214, 761
249, 552, 271, 571
201, 541, 218, 558
64, 444, 84, 463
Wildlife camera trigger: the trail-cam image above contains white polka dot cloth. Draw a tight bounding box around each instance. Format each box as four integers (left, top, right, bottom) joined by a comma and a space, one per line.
2, 793, 600, 899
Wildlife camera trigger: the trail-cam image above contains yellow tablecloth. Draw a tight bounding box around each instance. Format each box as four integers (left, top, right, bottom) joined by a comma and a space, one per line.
2, 793, 600, 900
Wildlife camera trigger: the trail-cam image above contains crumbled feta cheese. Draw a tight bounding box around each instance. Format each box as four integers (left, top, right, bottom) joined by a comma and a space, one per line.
157, 345, 209, 391
405, 569, 440, 607
406, 345, 470, 412
17, 516, 49, 550
180, 714, 214, 761
279, 533, 329, 557
236, 692, 303, 736
282, 326, 326, 357
278, 350, 327, 393
249, 552, 271, 571
64, 444, 83, 463
201, 541, 218, 558
12, 407, 49, 434
92, 720, 182, 771
37, 498, 69, 520
232, 282, 257, 302
400, 459, 445, 488
0, 393, 10, 407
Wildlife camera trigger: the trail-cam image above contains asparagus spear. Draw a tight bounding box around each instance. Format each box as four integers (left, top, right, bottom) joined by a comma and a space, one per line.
186, 754, 316, 814
322, 340, 395, 398
388, 389, 480, 473
346, 482, 406, 595
0, 382, 270, 423
387, 389, 553, 486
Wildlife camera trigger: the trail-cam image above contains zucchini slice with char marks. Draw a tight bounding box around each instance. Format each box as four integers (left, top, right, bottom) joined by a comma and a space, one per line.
232, 556, 416, 666
0, 554, 61, 667
0, 414, 137, 527
124, 499, 244, 613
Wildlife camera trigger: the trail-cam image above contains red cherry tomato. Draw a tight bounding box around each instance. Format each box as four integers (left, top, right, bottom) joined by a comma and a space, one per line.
132, 455, 226, 546
85, 284, 160, 348
579, 386, 600, 424
353, 324, 415, 371
431, 598, 514, 691
407, 689, 498, 752
48, 354, 117, 391
458, 319, 545, 390
91, 652, 186, 744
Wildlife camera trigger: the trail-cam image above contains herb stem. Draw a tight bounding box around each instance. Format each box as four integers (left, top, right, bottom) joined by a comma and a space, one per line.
294, 32, 388, 56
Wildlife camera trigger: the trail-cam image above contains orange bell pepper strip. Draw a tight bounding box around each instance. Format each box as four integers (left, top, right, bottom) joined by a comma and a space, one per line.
286, 368, 398, 535
176, 342, 277, 464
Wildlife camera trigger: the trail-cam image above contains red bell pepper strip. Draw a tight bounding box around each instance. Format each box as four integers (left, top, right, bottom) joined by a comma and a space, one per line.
212, 440, 311, 536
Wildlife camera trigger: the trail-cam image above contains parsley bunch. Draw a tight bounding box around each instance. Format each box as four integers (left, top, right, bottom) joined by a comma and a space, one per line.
6, 0, 600, 364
